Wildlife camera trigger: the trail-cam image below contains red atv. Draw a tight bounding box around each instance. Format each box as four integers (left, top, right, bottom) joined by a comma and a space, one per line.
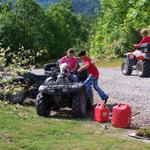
121, 43, 150, 77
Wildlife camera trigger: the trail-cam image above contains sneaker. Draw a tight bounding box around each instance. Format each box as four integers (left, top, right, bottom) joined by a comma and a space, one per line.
104, 96, 109, 104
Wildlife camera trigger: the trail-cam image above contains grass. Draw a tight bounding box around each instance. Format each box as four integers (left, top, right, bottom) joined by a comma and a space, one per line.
95, 58, 123, 68
136, 128, 150, 138
0, 101, 150, 150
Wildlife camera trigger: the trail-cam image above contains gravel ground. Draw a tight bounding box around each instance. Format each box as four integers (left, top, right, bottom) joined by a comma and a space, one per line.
98, 67, 150, 128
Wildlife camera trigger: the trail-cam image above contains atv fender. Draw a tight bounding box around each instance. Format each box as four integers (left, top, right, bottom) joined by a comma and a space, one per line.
124, 53, 137, 69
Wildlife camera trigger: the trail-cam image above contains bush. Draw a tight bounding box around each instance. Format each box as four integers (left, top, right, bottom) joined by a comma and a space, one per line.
136, 128, 150, 138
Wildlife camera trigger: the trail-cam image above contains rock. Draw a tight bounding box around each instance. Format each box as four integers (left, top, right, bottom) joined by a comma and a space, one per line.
23, 98, 35, 106
0, 65, 4, 71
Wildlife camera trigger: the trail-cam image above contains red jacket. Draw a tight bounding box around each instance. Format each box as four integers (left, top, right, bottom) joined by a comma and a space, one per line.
135, 36, 150, 48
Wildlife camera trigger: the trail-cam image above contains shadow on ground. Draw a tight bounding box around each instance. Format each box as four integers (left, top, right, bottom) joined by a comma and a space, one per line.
49, 103, 118, 121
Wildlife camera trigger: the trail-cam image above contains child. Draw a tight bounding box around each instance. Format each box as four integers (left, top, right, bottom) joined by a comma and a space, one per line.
60, 48, 78, 82
133, 29, 150, 57
77, 50, 108, 104
135, 29, 150, 48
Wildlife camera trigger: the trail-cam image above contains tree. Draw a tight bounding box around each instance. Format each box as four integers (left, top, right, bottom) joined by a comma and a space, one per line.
0, 0, 54, 64
46, 1, 88, 58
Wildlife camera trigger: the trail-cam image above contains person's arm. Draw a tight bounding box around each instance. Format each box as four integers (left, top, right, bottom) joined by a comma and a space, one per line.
71, 63, 78, 72
59, 56, 66, 65
135, 37, 147, 48
77, 60, 90, 73
71, 58, 79, 72
77, 64, 89, 73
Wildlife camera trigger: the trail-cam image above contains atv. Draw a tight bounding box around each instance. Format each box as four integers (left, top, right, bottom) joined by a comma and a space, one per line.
121, 43, 150, 77
36, 62, 93, 118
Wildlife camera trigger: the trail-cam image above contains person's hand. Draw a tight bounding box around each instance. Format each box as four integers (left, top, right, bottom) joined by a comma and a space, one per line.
66, 72, 71, 77
77, 68, 82, 73
134, 44, 138, 48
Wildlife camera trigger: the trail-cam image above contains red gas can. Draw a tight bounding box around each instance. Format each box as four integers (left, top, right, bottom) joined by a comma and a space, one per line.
94, 103, 109, 122
112, 103, 131, 128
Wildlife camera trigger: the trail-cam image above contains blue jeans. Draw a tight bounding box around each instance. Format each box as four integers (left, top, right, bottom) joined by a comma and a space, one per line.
69, 72, 78, 82
84, 75, 108, 101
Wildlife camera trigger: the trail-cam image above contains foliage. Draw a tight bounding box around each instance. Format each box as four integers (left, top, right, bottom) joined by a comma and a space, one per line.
0, 45, 41, 96
0, 0, 89, 63
0, 46, 43, 67
89, 0, 150, 59
46, 1, 89, 58
136, 127, 150, 138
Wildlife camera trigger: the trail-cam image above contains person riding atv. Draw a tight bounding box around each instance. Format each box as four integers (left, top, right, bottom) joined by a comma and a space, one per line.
121, 29, 150, 77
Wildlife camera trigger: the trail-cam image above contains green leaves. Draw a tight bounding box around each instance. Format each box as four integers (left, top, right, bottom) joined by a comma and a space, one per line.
89, 0, 150, 58
0, 0, 88, 64
46, 2, 88, 58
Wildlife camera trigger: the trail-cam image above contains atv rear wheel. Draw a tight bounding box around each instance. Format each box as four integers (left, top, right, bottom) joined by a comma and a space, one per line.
72, 90, 87, 118
121, 61, 132, 75
136, 60, 150, 77
36, 93, 50, 117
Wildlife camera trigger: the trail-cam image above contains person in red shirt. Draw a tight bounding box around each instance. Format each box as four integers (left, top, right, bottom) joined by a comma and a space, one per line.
60, 48, 78, 82
77, 50, 109, 104
135, 29, 150, 48
133, 29, 150, 56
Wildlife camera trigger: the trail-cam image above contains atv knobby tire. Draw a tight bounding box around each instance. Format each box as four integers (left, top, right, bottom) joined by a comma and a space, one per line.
72, 89, 87, 118
121, 60, 132, 75
86, 90, 93, 111
136, 60, 150, 77
36, 93, 50, 117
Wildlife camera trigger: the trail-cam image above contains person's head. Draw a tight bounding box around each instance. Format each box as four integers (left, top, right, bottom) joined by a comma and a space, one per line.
140, 29, 149, 37
78, 50, 86, 59
67, 48, 75, 58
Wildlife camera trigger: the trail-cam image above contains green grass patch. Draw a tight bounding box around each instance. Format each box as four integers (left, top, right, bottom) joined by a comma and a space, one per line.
0, 101, 150, 150
95, 58, 123, 68
136, 128, 150, 138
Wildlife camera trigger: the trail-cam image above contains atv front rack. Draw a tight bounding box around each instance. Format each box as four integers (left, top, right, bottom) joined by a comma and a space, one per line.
42, 82, 84, 95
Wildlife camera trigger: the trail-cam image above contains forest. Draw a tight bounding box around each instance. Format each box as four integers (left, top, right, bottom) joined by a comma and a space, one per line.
0, 0, 150, 66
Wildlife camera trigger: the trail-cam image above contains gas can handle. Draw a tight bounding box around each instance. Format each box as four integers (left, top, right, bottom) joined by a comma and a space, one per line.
101, 102, 105, 108
118, 103, 122, 107
97, 102, 106, 108
97, 103, 101, 106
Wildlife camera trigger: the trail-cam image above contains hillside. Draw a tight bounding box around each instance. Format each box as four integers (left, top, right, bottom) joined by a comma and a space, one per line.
72, 0, 100, 15
37, 0, 100, 15
37, 0, 60, 6
1, 0, 100, 15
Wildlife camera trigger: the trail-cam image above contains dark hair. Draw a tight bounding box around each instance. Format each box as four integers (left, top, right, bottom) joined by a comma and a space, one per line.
78, 50, 86, 57
68, 48, 75, 54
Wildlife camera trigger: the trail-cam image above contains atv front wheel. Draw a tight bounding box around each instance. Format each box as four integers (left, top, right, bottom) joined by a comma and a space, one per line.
86, 89, 93, 111
136, 60, 150, 77
72, 90, 87, 118
121, 61, 132, 75
36, 93, 50, 117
